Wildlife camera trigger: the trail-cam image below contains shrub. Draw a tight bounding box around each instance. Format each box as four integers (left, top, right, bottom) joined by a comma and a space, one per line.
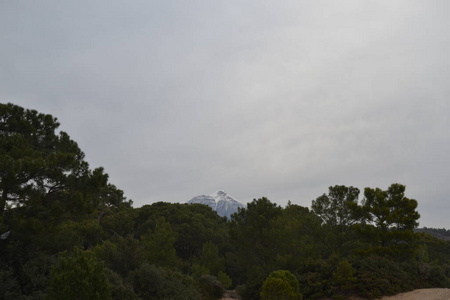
197, 275, 225, 300
297, 257, 335, 298
47, 248, 111, 300
218, 271, 233, 289
332, 259, 357, 299
260, 270, 303, 300
128, 263, 201, 300
352, 255, 413, 298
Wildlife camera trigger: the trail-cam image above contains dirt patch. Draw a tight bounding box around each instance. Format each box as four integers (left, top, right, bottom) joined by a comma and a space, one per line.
220, 290, 240, 300
220, 288, 450, 300
378, 288, 450, 300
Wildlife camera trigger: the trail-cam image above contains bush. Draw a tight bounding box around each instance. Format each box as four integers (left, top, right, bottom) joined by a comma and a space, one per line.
105, 268, 138, 300
197, 275, 225, 300
297, 258, 335, 299
352, 255, 413, 298
128, 263, 201, 300
47, 248, 111, 300
260, 270, 303, 300
218, 271, 233, 289
332, 259, 357, 299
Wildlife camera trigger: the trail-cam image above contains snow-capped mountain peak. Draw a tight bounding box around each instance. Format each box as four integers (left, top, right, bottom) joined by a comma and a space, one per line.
187, 190, 245, 218
211, 189, 235, 202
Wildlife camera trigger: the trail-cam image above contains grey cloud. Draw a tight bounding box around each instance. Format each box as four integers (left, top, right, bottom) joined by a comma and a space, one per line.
1, 1, 449, 228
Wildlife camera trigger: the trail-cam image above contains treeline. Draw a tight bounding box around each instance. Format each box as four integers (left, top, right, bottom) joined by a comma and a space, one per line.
415, 227, 450, 241
1, 103, 450, 300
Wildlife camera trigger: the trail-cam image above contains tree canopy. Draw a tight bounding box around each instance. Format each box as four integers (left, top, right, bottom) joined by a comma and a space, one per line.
1, 103, 448, 300
0, 103, 86, 214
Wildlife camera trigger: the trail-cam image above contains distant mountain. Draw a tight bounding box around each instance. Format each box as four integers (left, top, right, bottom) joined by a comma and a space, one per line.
188, 190, 245, 218
415, 227, 450, 241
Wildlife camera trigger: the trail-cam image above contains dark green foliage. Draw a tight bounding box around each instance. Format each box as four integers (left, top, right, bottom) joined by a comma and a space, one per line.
332, 259, 357, 299
47, 247, 111, 300
134, 202, 229, 262
261, 270, 303, 300
0, 265, 22, 300
93, 235, 142, 277
418, 233, 450, 265
141, 217, 180, 268
52, 219, 104, 251
217, 271, 233, 288
100, 204, 136, 237
236, 273, 268, 300
2, 103, 449, 300
0, 103, 131, 299
311, 186, 363, 255
415, 227, 450, 241
105, 268, 139, 300
228, 198, 282, 284
128, 263, 201, 300
196, 241, 225, 276
1, 103, 84, 214
428, 265, 450, 287
412, 233, 450, 288
351, 255, 414, 298
0, 103, 131, 224
273, 203, 328, 264
297, 257, 336, 299
362, 184, 420, 248
312, 185, 361, 228
197, 274, 225, 300
0, 233, 56, 299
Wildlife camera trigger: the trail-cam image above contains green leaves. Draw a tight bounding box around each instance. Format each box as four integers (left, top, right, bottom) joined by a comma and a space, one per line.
48, 248, 111, 300
312, 185, 361, 228
0, 103, 88, 214
362, 184, 420, 250
261, 270, 303, 300
2, 103, 446, 300
229, 198, 282, 282
129, 263, 201, 300
195, 241, 225, 276
363, 183, 420, 231
141, 217, 180, 268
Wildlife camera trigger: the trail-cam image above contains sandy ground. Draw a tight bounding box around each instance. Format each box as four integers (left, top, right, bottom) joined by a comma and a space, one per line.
378, 288, 450, 300
220, 290, 240, 300
220, 288, 450, 300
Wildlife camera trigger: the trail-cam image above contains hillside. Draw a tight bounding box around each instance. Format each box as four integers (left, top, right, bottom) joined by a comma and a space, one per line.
415, 228, 450, 241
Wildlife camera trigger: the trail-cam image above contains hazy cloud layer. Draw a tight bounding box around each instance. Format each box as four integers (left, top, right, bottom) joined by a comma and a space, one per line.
1, 1, 449, 227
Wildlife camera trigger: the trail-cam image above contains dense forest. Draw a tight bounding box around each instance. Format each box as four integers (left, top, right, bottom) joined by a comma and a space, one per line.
415, 228, 450, 241
1, 103, 449, 300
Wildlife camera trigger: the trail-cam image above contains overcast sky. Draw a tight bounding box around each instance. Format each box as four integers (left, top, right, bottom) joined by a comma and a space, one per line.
1, 1, 449, 228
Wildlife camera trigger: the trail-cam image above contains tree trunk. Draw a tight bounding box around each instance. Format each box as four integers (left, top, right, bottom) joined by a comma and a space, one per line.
0, 188, 7, 215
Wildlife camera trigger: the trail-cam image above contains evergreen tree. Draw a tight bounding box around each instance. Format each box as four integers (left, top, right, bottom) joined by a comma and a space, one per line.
47, 247, 111, 300
312, 185, 361, 228
197, 241, 225, 276
141, 217, 180, 268
0, 103, 88, 215
362, 183, 420, 249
